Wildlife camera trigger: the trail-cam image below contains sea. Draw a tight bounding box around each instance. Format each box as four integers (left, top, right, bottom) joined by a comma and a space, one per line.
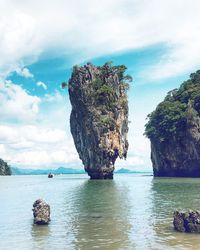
1, 174, 200, 250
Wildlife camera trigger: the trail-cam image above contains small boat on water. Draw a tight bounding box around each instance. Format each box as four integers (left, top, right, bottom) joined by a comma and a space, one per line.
48, 173, 53, 178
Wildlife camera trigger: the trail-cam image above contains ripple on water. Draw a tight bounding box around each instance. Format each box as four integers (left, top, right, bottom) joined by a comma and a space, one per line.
1, 175, 200, 249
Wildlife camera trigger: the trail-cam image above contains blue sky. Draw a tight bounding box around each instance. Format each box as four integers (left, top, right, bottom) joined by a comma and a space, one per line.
0, 0, 200, 170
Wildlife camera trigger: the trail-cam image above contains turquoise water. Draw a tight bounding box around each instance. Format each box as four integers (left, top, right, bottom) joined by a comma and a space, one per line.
1, 174, 200, 250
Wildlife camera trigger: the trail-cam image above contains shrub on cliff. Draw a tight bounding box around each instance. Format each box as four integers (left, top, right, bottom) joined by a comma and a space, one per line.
89, 62, 132, 128
145, 70, 200, 142
93, 62, 132, 94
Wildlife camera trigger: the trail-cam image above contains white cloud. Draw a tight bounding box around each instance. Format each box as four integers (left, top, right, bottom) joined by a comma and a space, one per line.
0, 80, 41, 122
16, 67, 33, 78
0, 0, 200, 79
44, 91, 63, 102
22, 125, 66, 143
0, 125, 67, 147
0, 124, 80, 168
116, 155, 145, 169
13, 150, 79, 168
37, 81, 47, 90
0, 144, 6, 157
0, 1, 39, 78
0, 125, 19, 144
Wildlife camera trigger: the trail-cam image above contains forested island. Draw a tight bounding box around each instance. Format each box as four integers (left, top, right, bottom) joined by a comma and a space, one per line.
145, 70, 200, 177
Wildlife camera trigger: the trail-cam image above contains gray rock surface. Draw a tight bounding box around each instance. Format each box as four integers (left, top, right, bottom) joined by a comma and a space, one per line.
173, 210, 200, 233
32, 199, 50, 225
0, 158, 11, 175
68, 63, 130, 179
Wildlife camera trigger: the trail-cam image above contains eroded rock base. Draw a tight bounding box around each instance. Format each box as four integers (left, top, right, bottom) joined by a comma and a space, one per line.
86, 165, 114, 179
87, 170, 114, 180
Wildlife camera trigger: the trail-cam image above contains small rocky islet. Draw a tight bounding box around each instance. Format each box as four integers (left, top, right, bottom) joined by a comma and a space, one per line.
32, 199, 50, 225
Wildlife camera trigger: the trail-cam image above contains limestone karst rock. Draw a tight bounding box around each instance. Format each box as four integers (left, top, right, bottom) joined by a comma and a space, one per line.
68, 62, 131, 179
0, 158, 11, 175
145, 70, 200, 177
32, 199, 50, 225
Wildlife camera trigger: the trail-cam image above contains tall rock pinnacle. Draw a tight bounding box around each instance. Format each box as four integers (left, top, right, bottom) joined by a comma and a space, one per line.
68, 62, 131, 179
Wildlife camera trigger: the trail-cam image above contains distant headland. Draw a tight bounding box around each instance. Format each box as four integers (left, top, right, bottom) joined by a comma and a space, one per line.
10, 166, 152, 175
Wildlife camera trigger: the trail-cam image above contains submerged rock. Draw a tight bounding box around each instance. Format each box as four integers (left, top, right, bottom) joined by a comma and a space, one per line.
68, 62, 131, 179
145, 70, 200, 177
173, 211, 200, 233
0, 158, 11, 175
32, 199, 50, 225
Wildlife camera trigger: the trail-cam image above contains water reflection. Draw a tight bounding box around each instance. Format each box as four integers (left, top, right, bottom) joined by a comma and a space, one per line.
71, 180, 134, 250
5, 175, 200, 249
151, 178, 200, 250
31, 224, 50, 250
126, 176, 156, 250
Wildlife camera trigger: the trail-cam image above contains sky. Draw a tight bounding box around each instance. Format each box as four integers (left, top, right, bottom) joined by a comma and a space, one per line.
0, 0, 200, 171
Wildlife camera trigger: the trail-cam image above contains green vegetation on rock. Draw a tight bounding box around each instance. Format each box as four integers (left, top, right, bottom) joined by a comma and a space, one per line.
145, 70, 200, 142
91, 62, 132, 129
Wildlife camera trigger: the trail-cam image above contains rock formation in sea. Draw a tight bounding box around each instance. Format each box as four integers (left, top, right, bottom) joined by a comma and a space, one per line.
173, 211, 200, 233
32, 199, 50, 225
145, 70, 200, 177
0, 158, 11, 175
68, 62, 131, 179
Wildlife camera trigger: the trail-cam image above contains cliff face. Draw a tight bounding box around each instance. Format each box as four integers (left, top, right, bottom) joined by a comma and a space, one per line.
0, 158, 11, 175
145, 70, 200, 177
68, 62, 130, 179
151, 118, 200, 176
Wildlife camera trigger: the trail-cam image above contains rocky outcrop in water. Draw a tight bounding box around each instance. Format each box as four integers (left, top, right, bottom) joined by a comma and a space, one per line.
145, 70, 200, 177
0, 158, 11, 175
32, 199, 50, 225
173, 211, 200, 233
68, 62, 131, 179
48, 173, 53, 178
